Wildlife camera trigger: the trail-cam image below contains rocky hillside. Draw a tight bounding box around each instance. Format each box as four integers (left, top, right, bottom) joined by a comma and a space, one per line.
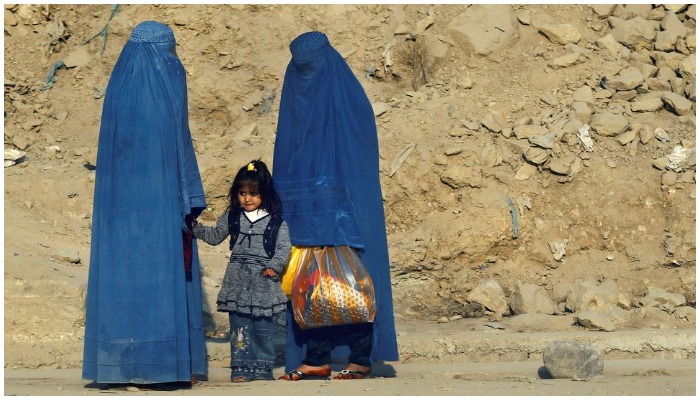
3, 4, 696, 369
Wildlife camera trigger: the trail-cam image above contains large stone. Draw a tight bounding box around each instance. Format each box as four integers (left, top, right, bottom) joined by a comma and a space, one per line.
609, 16, 657, 49
440, 165, 483, 189
511, 283, 557, 315
538, 23, 581, 45
513, 124, 548, 139
589, 4, 617, 17
575, 310, 617, 332
447, 4, 519, 56
661, 11, 687, 38
636, 287, 687, 311
570, 101, 593, 123
596, 34, 622, 55
655, 31, 681, 51
412, 33, 450, 90
631, 94, 664, 112
590, 111, 628, 137
466, 279, 509, 318
565, 277, 620, 313
543, 340, 604, 380
661, 91, 694, 115
573, 85, 594, 105
548, 52, 581, 69
678, 54, 696, 81
607, 67, 645, 90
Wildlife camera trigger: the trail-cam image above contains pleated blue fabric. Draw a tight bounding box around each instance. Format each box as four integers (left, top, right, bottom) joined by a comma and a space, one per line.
82, 21, 208, 384
273, 31, 399, 371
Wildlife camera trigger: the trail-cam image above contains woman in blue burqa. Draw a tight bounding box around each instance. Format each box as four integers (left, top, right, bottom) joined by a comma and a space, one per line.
273, 31, 399, 380
82, 21, 208, 387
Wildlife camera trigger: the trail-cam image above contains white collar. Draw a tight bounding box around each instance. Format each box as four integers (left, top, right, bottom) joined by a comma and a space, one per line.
244, 209, 269, 222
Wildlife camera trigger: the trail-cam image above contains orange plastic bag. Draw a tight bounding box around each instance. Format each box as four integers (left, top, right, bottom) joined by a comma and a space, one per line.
291, 246, 376, 329
281, 246, 312, 298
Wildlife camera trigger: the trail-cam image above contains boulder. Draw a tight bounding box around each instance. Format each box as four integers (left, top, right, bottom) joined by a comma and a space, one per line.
466, 279, 509, 318
511, 283, 557, 315
590, 111, 628, 136
447, 4, 519, 56
543, 340, 604, 380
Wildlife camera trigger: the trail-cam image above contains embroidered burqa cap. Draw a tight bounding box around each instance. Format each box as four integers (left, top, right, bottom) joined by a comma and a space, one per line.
273, 31, 399, 369
82, 20, 208, 384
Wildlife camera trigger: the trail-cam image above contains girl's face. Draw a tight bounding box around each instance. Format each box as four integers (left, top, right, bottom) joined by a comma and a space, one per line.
237, 184, 262, 212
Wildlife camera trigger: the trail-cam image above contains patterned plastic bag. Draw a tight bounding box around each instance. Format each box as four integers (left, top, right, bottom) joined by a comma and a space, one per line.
291, 246, 376, 329
281, 246, 312, 298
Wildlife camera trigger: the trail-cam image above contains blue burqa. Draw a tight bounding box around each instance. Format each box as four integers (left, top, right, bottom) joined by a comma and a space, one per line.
272, 31, 399, 371
82, 21, 208, 384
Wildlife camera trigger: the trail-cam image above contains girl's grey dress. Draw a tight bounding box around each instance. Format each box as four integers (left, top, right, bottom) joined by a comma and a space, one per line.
193, 209, 291, 380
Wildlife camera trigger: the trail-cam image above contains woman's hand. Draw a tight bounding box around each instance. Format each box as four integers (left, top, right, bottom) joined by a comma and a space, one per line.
262, 268, 278, 278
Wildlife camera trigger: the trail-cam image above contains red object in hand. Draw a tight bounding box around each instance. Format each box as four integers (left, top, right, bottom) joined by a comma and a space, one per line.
183, 215, 193, 273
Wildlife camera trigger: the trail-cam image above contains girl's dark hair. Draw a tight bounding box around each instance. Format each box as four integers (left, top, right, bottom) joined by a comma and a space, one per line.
229, 159, 282, 214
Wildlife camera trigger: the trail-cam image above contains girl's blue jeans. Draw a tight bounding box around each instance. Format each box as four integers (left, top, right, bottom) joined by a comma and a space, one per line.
228, 311, 276, 380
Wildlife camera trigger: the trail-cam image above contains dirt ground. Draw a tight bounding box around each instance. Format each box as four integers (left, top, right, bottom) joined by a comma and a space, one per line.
2, 3, 697, 397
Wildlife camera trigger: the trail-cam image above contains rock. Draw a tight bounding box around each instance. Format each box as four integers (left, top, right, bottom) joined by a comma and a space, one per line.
513, 124, 548, 139
661, 171, 677, 185
447, 4, 519, 56
661, 11, 687, 38
672, 306, 696, 323
538, 23, 581, 45
637, 287, 687, 311
514, 163, 538, 181
543, 340, 604, 380
670, 77, 686, 95
590, 111, 628, 137
570, 101, 593, 123
573, 86, 594, 105
524, 147, 550, 165
596, 34, 622, 55
624, 3, 653, 18
609, 16, 657, 49
575, 310, 617, 332
412, 33, 450, 89
444, 145, 463, 156
62, 47, 92, 68
480, 114, 502, 133
529, 132, 555, 149
413, 14, 435, 36
655, 31, 681, 51
631, 94, 664, 112
606, 67, 645, 90
565, 277, 620, 313
661, 91, 694, 115
652, 50, 687, 70
647, 77, 672, 91
548, 52, 581, 69
511, 283, 557, 315
12, 135, 29, 150
51, 249, 80, 264
479, 144, 502, 168
4, 149, 26, 167
590, 4, 616, 17
372, 102, 391, 117
616, 129, 637, 145
465, 279, 509, 318
20, 118, 42, 132
440, 165, 482, 189
678, 54, 696, 82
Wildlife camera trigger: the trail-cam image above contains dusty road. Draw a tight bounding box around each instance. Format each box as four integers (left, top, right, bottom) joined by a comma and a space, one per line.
3, 358, 696, 396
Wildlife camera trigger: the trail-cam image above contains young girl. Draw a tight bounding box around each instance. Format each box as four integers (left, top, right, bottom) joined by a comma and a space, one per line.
192, 160, 291, 382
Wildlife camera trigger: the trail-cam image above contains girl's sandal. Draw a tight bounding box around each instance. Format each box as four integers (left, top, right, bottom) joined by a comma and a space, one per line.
333, 369, 371, 380
231, 376, 252, 383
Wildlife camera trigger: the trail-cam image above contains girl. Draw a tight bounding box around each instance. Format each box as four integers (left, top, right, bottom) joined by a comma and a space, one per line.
192, 160, 291, 382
